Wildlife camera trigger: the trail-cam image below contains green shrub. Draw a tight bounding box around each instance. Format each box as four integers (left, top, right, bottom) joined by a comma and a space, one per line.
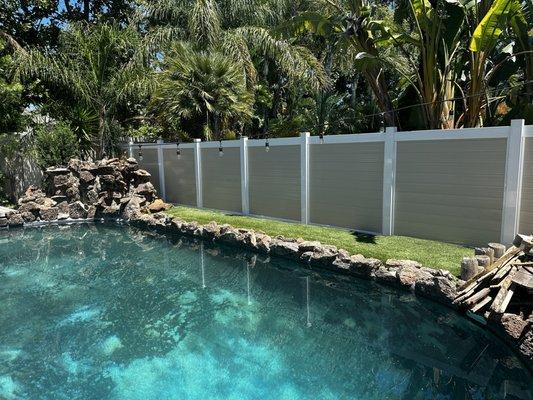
33, 121, 80, 168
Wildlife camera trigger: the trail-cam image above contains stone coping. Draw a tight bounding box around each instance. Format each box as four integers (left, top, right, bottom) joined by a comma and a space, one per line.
1, 212, 531, 370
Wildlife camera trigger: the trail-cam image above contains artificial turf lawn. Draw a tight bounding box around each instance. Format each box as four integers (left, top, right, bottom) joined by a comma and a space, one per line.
166, 206, 474, 276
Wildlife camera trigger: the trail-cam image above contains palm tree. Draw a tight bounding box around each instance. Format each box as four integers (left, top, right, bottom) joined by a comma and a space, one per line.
150, 42, 253, 140
138, 0, 329, 92
17, 22, 154, 157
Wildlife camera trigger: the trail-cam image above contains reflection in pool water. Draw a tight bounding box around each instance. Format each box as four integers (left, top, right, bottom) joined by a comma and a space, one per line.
0, 224, 531, 400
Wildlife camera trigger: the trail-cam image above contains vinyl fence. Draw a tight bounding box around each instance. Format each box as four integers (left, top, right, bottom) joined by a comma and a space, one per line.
127, 120, 533, 246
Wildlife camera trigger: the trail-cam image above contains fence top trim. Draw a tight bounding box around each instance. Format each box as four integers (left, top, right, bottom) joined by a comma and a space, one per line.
125, 121, 530, 148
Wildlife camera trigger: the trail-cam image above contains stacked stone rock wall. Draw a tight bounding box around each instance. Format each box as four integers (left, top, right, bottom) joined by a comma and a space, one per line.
0, 157, 169, 228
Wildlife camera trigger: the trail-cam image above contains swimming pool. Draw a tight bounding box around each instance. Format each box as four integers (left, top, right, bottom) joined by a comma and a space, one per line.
0, 224, 531, 399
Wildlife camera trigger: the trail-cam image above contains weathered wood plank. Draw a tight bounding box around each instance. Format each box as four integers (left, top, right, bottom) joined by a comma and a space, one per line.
497, 283, 516, 314
465, 288, 491, 307
471, 296, 492, 313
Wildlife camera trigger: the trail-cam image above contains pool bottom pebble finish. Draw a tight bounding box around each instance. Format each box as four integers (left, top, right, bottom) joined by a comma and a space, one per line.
0, 225, 531, 400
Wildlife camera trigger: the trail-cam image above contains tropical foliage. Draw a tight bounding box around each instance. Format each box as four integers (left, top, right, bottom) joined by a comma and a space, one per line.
0, 0, 530, 160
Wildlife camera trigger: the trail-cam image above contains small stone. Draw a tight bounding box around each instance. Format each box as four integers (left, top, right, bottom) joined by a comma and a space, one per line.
0, 217, 7, 227
57, 213, 69, 220
148, 199, 171, 213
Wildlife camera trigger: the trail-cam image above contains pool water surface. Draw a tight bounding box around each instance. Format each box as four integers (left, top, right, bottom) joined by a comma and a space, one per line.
0, 224, 531, 399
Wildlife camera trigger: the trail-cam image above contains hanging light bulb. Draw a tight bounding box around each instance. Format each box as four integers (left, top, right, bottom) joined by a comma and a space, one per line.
176, 141, 181, 160
218, 140, 224, 157
379, 113, 385, 133
138, 144, 143, 161
265, 138, 270, 152
319, 133, 324, 144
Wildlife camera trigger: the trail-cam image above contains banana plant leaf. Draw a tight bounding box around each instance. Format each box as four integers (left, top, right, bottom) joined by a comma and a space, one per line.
469, 0, 517, 52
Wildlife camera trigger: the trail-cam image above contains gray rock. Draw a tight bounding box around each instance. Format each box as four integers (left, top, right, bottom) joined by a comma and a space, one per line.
87, 206, 96, 219
18, 201, 41, 213
39, 207, 59, 221
21, 211, 36, 222
349, 255, 382, 277
218, 229, 244, 246
7, 212, 24, 227
396, 263, 432, 290
202, 221, 220, 239
133, 169, 152, 184
374, 265, 399, 284
79, 170, 95, 184
415, 276, 457, 306
0, 217, 7, 227
299, 241, 322, 253
256, 233, 271, 254
270, 239, 300, 259
134, 182, 155, 196
69, 201, 88, 219
518, 326, 533, 362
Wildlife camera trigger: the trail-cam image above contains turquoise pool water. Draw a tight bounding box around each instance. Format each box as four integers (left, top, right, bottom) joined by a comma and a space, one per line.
0, 224, 531, 400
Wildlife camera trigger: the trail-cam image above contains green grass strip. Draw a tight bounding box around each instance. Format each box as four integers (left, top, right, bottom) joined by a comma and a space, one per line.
166, 206, 473, 276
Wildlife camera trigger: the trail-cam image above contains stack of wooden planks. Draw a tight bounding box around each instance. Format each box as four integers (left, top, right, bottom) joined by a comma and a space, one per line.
454, 235, 533, 320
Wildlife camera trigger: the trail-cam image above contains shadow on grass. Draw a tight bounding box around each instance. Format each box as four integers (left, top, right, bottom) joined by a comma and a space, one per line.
351, 232, 377, 244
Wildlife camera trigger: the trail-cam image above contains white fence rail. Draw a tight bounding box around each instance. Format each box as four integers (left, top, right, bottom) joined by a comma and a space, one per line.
125, 120, 532, 246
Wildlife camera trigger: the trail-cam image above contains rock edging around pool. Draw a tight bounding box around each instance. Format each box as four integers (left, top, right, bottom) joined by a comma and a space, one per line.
127, 211, 532, 369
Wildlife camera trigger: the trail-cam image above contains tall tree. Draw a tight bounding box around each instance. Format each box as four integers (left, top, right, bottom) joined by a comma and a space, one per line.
17, 22, 154, 157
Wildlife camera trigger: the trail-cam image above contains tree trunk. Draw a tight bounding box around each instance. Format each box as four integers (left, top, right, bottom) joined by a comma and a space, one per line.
83, 0, 90, 21
363, 67, 398, 128
98, 106, 106, 159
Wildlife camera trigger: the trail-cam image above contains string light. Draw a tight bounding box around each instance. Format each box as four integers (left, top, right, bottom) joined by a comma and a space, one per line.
176, 141, 181, 160
218, 140, 224, 157
319, 133, 324, 144
379, 113, 385, 133
138, 144, 143, 161
265, 138, 270, 152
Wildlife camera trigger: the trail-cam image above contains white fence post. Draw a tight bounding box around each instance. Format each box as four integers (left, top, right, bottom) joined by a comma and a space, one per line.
300, 132, 310, 224
501, 119, 525, 244
194, 138, 203, 208
156, 138, 166, 201
240, 136, 249, 214
382, 127, 397, 235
